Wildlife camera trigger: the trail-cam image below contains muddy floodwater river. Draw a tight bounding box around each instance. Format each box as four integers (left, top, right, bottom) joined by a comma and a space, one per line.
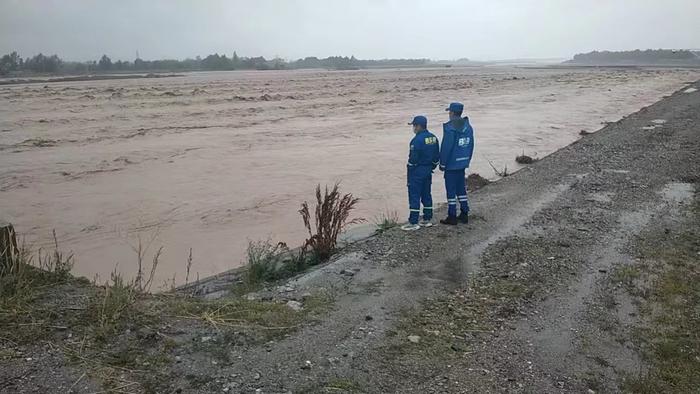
1, 66, 698, 287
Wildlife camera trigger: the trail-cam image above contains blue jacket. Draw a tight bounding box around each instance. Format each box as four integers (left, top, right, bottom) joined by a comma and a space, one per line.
440, 117, 474, 170
408, 130, 440, 173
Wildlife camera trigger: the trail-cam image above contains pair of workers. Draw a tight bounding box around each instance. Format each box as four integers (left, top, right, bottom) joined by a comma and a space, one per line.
402, 102, 474, 231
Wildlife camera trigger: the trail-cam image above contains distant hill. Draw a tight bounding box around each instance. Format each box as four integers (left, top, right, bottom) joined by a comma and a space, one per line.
565, 49, 700, 66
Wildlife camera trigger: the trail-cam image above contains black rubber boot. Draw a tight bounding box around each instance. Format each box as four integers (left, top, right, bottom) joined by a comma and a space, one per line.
439, 216, 458, 225
458, 212, 469, 224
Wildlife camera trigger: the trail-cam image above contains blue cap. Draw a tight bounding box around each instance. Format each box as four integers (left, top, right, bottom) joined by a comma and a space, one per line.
445, 102, 464, 113
408, 115, 427, 128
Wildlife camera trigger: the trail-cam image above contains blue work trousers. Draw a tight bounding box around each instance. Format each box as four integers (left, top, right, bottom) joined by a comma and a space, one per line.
444, 169, 469, 217
407, 166, 433, 224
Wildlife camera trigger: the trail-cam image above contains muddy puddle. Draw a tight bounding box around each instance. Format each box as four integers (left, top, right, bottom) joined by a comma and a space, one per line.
1, 66, 698, 287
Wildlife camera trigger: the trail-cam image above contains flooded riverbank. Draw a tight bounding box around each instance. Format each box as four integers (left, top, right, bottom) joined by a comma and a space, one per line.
1, 66, 697, 286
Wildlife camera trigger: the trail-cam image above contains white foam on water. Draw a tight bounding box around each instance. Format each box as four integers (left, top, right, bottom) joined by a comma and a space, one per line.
651, 119, 666, 124
641, 126, 656, 130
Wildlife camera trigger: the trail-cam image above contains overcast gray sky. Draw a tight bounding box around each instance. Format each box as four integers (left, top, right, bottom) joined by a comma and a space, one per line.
1, 0, 698, 62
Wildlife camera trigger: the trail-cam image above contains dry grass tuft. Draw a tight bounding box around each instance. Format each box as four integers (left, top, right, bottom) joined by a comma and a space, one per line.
90, 269, 138, 341
36, 230, 74, 278
1, 231, 73, 304
515, 150, 537, 165
130, 233, 162, 294
488, 160, 510, 177
299, 183, 363, 261
373, 210, 400, 233
245, 239, 289, 285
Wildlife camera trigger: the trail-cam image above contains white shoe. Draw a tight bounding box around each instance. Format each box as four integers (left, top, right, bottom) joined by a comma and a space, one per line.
401, 223, 421, 231
419, 220, 434, 228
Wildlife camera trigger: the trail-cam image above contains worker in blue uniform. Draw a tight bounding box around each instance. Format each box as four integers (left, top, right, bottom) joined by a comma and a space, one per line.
439, 102, 475, 225
402, 115, 440, 231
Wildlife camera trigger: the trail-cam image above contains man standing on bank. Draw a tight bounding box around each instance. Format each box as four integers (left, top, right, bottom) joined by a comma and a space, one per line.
439, 102, 475, 225
401, 115, 440, 231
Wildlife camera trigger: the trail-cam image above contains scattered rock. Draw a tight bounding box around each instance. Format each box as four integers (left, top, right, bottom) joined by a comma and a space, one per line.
286, 300, 303, 311
203, 289, 229, 300
301, 360, 312, 369
407, 335, 421, 343
340, 269, 355, 277
515, 154, 536, 165
201, 336, 213, 343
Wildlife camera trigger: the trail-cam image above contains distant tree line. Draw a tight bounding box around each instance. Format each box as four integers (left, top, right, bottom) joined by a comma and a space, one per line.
291, 56, 427, 70
0, 52, 63, 74
0, 50, 430, 76
566, 49, 700, 65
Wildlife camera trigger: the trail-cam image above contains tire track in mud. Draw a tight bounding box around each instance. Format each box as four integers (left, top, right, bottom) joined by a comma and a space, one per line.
512, 184, 685, 392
